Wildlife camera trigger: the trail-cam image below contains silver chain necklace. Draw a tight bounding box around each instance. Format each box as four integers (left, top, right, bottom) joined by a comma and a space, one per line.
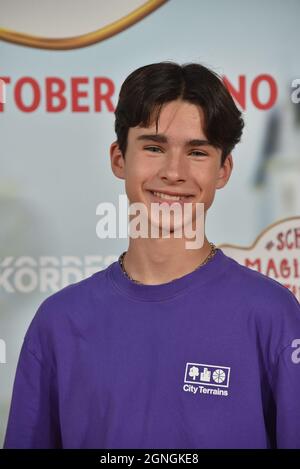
118, 242, 218, 285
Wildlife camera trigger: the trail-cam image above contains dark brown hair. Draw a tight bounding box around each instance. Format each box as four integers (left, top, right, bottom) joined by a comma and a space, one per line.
114, 61, 244, 166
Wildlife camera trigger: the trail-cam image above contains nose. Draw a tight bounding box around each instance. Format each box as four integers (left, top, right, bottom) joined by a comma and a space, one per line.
158, 150, 187, 184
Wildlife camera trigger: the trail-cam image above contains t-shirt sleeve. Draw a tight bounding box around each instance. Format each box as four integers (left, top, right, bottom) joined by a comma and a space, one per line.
271, 292, 300, 448
3, 317, 61, 448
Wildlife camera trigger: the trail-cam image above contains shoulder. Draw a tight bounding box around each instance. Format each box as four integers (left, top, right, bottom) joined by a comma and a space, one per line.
223, 251, 299, 310
38, 266, 108, 316
222, 252, 300, 356
23, 264, 112, 356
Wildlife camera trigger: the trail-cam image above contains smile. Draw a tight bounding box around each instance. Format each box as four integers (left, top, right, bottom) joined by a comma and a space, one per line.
150, 191, 192, 201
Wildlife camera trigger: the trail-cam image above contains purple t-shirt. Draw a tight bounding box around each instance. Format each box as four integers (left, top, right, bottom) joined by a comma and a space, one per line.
3, 249, 300, 448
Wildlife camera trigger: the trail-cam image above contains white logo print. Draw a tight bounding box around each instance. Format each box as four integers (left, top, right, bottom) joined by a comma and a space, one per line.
212, 369, 226, 383
183, 362, 231, 397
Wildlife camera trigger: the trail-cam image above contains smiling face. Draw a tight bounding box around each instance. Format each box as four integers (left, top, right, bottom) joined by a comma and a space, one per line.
110, 99, 233, 236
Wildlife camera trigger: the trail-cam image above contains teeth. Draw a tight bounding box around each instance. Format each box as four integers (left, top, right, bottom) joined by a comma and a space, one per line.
152, 191, 182, 201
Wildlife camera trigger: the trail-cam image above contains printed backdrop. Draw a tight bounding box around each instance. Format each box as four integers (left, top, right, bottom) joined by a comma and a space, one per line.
0, 0, 300, 446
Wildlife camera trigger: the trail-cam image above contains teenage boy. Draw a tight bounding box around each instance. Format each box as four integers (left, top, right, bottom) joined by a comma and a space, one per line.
4, 62, 300, 449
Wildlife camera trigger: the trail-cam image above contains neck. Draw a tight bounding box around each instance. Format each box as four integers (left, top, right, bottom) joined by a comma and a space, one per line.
122, 235, 213, 285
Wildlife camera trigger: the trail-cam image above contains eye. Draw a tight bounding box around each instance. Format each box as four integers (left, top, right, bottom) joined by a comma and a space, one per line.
144, 146, 163, 153
189, 150, 207, 157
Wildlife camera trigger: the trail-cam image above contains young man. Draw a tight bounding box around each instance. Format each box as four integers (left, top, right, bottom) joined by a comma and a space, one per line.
4, 62, 300, 449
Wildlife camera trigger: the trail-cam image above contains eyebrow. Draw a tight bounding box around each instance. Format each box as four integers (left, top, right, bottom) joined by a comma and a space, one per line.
136, 134, 211, 146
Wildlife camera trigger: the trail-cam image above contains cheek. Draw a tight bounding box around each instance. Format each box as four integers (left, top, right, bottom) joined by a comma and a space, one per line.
127, 157, 156, 185
194, 166, 219, 208
195, 166, 218, 188
124, 160, 152, 200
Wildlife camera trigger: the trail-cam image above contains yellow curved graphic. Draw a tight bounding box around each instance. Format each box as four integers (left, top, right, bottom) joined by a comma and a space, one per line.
0, 0, 167, 50
218, 216, 300, 251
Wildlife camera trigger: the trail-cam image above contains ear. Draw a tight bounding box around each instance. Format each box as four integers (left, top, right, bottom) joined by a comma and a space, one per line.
216, 154, 233, 190
110, 141, 125, 180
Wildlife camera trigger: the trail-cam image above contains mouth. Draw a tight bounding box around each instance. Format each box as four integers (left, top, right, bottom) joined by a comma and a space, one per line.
148, 190, 194, 204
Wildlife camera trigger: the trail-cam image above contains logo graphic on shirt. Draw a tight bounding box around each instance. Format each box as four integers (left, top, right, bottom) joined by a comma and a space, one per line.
183, 362, 231, 397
